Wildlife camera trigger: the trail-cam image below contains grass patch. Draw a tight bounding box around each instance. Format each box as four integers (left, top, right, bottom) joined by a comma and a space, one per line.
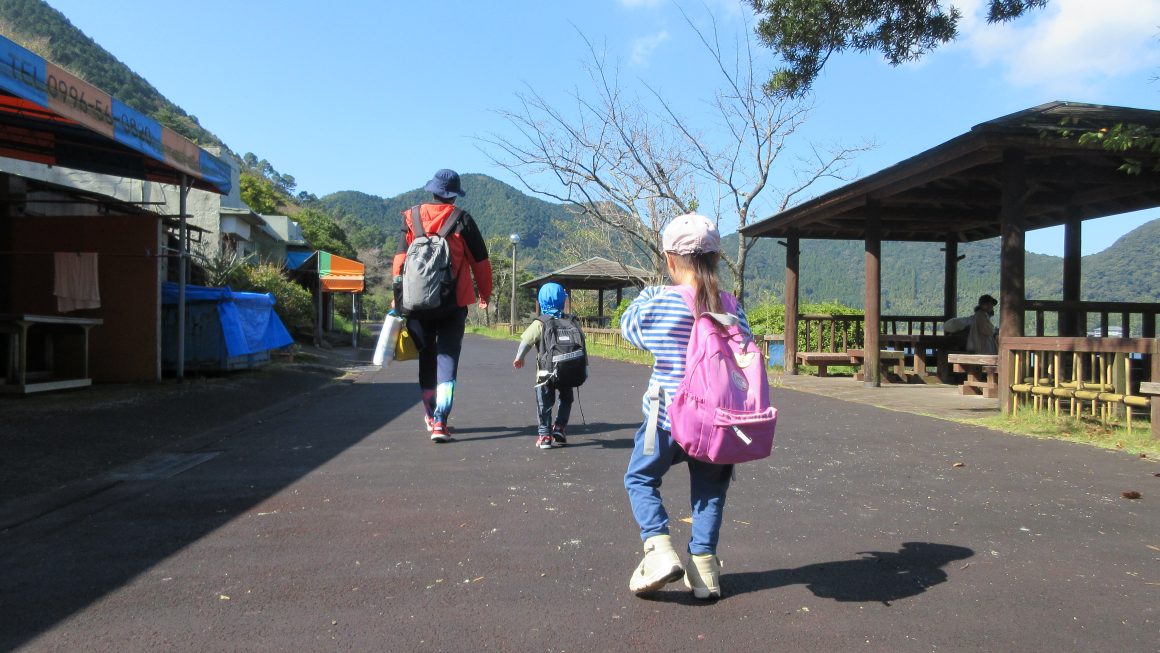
967, 410, 1158, 459
467, 324, 654, 366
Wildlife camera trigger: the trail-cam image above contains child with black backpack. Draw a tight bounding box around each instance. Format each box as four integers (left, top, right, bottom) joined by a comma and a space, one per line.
512, 282, 587, 449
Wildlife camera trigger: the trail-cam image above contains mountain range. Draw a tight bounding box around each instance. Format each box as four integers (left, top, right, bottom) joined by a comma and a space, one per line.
322, 175, 1160, 314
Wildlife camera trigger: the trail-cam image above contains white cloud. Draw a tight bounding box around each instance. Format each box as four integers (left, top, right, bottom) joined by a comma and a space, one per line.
631, 30, 670, 66
954, 0, 1160, 96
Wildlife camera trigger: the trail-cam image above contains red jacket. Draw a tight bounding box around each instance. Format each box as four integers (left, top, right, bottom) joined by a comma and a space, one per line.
392, 203, 493, 308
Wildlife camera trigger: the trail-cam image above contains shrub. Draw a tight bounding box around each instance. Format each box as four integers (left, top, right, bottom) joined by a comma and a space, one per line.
238, 262, 314, 331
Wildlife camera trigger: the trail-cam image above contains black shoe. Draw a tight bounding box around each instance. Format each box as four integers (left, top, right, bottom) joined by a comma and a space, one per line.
550, 424, 567, 447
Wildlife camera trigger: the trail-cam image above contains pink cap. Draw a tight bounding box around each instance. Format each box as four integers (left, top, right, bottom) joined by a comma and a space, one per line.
662, 213, 720, 255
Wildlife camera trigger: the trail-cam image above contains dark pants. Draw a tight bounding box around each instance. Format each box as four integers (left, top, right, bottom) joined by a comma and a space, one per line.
407, 307, 467, 423
535, 383, 573, 435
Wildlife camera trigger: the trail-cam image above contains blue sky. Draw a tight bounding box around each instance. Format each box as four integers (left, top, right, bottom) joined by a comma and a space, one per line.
43, 0, 1160, 257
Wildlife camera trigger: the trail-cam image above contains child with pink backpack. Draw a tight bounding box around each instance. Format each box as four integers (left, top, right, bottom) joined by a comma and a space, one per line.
620, 213, 776, 600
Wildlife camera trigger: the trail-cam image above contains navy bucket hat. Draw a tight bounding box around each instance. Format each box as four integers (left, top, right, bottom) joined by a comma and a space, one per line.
424, 169, 466, 199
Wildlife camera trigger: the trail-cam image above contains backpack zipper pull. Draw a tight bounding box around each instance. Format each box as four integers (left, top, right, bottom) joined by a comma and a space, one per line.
731, 425, 752, 445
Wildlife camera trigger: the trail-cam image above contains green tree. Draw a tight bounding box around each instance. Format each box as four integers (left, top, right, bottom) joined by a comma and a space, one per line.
239, 171, 281, 214
296, 206, 357, 259
1074, 123, 1160, 175
749, 0, 1049, 96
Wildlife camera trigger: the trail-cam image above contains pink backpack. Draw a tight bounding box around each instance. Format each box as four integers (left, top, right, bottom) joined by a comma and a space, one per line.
644, 287, 777, 464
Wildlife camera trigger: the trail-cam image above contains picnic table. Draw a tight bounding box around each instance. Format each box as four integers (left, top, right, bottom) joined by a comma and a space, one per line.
879, 334, 959, 383
947, 353, 1000, 398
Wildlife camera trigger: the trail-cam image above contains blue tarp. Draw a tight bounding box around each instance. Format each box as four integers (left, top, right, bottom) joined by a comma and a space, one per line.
162, 283, 293, 356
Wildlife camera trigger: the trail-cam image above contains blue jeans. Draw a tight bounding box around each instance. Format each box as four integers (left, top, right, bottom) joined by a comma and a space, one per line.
535, 383, 573, 435
623, 421, 732, 555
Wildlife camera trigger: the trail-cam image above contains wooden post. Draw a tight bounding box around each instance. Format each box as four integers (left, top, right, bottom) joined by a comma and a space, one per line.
998, 149, 1026, 412
1151, 339, 1159, 440
864, 204, 882, 387
784, 232, 800, 374
1062, 211, 1082, 336
943, 238, 958, 320
598, 289, 605, 317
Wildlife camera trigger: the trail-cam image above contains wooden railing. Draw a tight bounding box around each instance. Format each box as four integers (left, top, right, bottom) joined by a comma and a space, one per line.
586, 328, 631, 351
1024, 301, 1159, 338
799, 314, 865, 353
999, 336, 1158, 438
880, 315, 947, 336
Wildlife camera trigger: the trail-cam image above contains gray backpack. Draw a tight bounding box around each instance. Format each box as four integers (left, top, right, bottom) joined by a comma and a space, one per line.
399, 205, 463, 317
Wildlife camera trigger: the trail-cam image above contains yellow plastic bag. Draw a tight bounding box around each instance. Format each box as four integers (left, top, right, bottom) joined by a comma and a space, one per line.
393, 325, 419, 362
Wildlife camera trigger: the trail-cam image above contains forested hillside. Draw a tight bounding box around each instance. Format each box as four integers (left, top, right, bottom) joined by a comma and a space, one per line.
322, 174, 581, 276
1083, 219, 1160, 301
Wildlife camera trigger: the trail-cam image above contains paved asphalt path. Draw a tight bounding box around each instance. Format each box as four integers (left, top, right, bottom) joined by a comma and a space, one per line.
2, 335, 1157, 651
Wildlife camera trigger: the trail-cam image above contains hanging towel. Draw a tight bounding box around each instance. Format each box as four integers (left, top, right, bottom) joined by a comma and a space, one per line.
54, 252, 101, 312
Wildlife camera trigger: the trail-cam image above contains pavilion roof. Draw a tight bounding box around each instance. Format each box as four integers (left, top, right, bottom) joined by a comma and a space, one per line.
741, 101, 1160, 242
521, 256, 655, 290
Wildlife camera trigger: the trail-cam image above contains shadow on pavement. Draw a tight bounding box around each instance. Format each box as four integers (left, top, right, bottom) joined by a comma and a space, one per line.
0, 380, 416, 651
638, 542, 974, 606
727, 541, 975, 605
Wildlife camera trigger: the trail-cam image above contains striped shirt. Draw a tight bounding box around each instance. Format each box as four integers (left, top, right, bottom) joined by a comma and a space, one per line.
620, 285, 751, 430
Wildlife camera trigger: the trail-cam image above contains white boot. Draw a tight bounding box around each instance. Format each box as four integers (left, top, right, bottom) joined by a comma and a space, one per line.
683, 553, 722, 599
629, 534, 684, 594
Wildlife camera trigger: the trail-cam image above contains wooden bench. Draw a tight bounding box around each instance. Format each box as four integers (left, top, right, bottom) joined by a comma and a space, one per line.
847, 349, 907, 383
796, 352, 854, 377
948, 353, 999, 398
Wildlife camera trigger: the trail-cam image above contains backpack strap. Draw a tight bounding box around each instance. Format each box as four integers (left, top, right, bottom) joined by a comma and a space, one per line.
643, 382, 663, 456
435, 207, 464, 239
410, 205, 426, 238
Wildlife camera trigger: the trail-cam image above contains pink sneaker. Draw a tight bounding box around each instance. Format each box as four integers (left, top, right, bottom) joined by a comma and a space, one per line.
430, 422, 452, 443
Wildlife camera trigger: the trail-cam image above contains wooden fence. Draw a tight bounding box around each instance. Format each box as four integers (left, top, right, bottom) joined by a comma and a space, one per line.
1000, 336, 1158, 437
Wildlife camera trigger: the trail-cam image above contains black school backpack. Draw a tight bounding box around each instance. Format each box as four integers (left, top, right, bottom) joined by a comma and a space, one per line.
399, 205, 462, 317
535, 314, 588, 388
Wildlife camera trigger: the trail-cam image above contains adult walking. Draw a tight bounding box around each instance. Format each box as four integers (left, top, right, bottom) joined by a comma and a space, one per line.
392, 169, 493, 442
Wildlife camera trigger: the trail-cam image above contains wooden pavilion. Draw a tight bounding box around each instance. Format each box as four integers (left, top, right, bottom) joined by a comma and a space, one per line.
741, 101, 1160, 434
521, 256, 654, 325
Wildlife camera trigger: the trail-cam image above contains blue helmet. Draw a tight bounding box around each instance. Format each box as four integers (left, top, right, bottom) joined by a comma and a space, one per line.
538, 283, 567, 317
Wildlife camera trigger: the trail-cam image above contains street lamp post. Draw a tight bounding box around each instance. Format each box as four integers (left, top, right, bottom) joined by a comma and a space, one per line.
509, 233, 521, 332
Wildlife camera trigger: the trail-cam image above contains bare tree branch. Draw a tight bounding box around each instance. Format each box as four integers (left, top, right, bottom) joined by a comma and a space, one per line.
478, 14, 875, 303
